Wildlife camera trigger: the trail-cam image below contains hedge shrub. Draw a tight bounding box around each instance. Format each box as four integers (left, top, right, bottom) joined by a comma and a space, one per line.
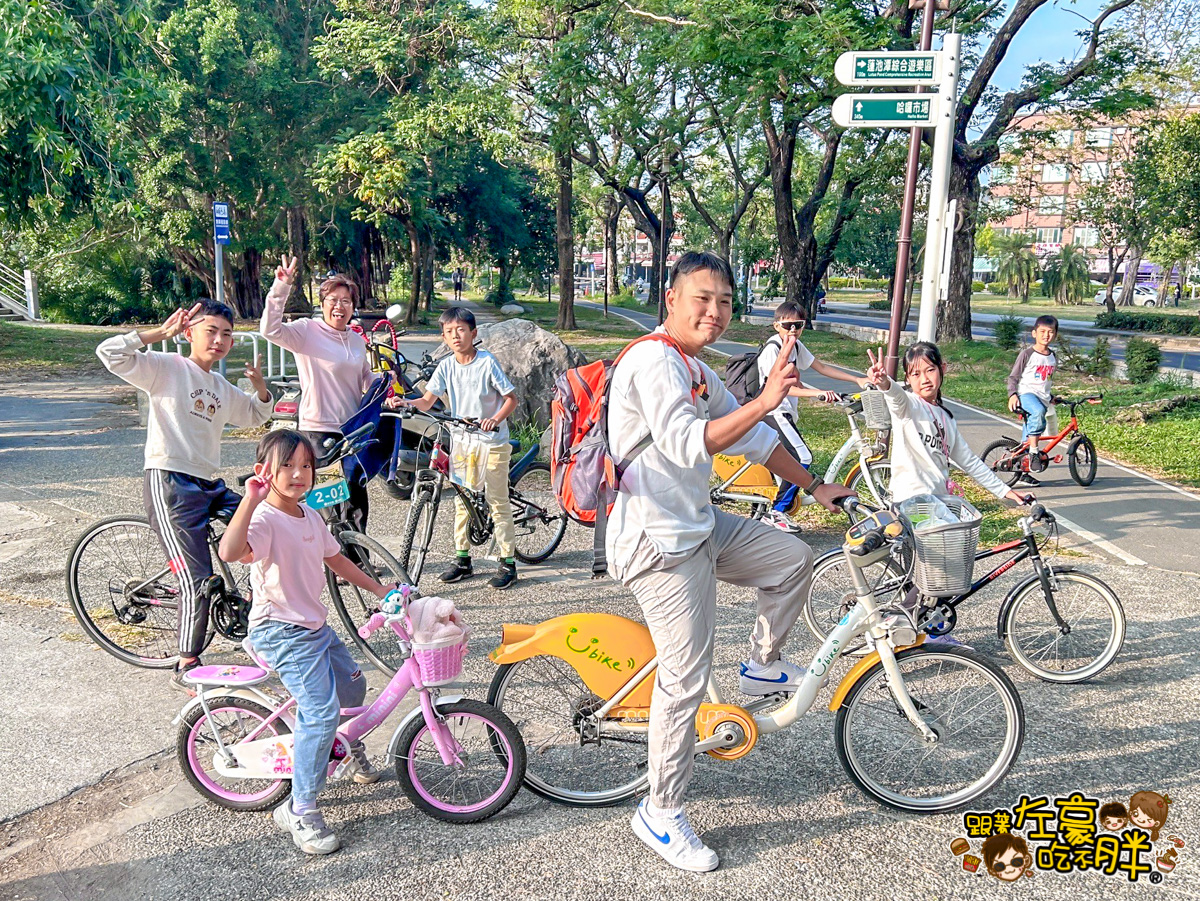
1124, 337, 1162, 383
1095, 310, 1200, 336
992, 313, 1024, 350
828, 277, 890, 290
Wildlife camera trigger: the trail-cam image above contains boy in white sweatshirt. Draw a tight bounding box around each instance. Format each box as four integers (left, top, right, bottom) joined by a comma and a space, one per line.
97, 300, 273, 690
607, 252, 853, 874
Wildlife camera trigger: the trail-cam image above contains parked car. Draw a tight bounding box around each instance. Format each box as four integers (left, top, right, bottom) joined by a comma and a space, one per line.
1093, 284, 1158, 306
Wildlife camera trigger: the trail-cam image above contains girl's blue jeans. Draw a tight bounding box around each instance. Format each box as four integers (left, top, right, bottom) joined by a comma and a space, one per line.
249, 621, 367, 806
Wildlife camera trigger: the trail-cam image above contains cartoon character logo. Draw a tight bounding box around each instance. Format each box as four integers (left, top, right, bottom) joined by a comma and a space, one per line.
982, 833, 1032, 882
194, 399, 205, 412
207, 403, 216, 416
1129, 791, 1171, 842
1099, 801, 1128, 831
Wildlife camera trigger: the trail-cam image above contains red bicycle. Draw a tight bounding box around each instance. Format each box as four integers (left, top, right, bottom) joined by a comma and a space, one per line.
982, 395, 1102, 488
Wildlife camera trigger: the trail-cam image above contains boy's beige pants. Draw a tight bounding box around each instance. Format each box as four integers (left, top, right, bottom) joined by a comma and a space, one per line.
454, 441, 515, 559
621, 509, 814, 809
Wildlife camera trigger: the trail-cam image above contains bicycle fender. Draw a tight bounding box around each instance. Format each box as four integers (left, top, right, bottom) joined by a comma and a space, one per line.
172, 686, 289, 728
385, 694, 464, 762
827, 636, 927, 712
995, 565, 1078, 639
490, 613, 657, 708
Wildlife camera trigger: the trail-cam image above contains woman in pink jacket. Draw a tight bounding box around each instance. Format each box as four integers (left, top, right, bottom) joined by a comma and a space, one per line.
260, 256, 374, 528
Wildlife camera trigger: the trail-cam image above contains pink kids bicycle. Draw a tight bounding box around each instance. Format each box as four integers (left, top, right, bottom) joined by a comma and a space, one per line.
173, 588, 526, 823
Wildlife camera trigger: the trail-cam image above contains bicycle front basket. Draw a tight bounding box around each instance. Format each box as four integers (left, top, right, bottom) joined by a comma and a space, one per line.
906, 496, 982, 597
859, 388, 891, 431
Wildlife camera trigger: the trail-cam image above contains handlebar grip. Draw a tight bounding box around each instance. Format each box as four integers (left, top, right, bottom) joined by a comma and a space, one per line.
342, 422, 376, 445
236, 472, 253, 487
358, 612, 386, 640
848, 531, 884, 557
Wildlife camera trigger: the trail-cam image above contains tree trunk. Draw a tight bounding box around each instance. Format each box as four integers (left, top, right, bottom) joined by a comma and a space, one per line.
604, 195, 619, 299
1120, 250, 1141, 306
230, 248, 264, 320
284, 205, 309, 315
555, 140, 576, 329
420, 240, 436, 311
938, 160, 980, 342
497, 256, 512, 304
404, 222, 421, 326
1102, 246, 1124, 314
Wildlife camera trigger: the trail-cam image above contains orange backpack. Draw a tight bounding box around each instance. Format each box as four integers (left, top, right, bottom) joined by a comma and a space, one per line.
550, 333, 696, 576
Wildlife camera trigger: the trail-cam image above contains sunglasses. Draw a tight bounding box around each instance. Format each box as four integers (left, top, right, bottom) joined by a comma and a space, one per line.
992, 856, 1026, 872
778, 321, 805, 331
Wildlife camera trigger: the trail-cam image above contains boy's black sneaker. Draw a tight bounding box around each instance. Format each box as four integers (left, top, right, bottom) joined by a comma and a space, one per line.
489, 562, 517, 591
170, 658, 202, 696
1017, 474, 1041, 487
440, 558, 473, 583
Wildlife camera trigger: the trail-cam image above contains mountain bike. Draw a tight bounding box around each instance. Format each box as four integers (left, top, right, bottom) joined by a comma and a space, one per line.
803, 500, 1125, 683
487, 497, 1025, 813
390, 409, 568, 586
710, 391, 892, 518
174, 586, 525, 823
982, 395, 1102, 488
66, 513, 252, 669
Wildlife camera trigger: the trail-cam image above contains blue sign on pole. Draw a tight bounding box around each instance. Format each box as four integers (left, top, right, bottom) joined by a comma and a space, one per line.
213, 202, 231, 245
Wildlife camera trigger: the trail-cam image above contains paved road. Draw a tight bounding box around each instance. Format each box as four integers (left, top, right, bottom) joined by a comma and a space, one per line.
579, 300, 1200, 574
811, 303, 1200, 373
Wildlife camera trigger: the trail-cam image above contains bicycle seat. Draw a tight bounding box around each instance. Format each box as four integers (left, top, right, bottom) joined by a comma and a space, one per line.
183, 663, 271, 687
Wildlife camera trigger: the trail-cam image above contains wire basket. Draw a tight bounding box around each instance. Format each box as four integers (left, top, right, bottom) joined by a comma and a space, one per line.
859, 389, 892, 431
411, 635, 469, 685
906, 496, 982, 597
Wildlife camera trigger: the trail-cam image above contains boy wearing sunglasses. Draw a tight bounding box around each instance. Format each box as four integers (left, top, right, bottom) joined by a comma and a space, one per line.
755, 301, 869, 532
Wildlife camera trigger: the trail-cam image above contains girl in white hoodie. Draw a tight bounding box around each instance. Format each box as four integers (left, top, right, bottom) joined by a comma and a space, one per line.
864, 342, 1028, 506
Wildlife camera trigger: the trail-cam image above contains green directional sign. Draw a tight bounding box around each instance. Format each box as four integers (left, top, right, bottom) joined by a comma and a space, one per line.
832, 94, 938, 128
835, 50, 942, 87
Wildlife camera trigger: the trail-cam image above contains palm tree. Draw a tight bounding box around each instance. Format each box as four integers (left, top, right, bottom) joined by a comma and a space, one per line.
1041, 244, 1092, 305
993, 233, 1038, 303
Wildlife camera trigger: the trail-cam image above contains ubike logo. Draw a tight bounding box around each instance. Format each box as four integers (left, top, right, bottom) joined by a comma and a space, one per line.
565, 627, 635, 672
808, 638, 841, 677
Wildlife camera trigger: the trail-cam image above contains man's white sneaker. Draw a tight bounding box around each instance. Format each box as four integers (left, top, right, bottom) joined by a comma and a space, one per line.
762, 509, 802, 534
739, 658, 804, 695
630, 800, 719, 872
273, 802, 341, 855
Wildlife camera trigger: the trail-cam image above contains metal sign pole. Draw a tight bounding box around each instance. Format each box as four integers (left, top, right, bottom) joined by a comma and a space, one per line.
884, 1, 937, 377
212, 201, 231, 308
917, 31, 962, 342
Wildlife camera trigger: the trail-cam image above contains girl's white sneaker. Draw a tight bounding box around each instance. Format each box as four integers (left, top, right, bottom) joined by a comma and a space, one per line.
630, 800, 719, 872
273, 803, 340, 855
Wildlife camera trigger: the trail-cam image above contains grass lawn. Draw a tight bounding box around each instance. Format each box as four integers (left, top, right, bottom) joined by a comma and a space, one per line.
0, 321, 121, 376
828, 289, 1200, 324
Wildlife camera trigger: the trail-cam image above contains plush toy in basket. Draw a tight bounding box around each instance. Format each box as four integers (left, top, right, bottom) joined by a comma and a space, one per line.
406, 595, 471, 685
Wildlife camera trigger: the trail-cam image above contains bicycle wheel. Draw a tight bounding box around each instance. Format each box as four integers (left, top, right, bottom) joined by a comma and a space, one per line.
394, 699, 526, 823
327, 531, 411, 675
511, 462, 568, 564
847, 460, 892, 506
1068, 435, 1097, 486
399, 483, 439, 587
803, 549, 909, 648
1003, 569, 1125, 683
488, 656, 649, 807
66, 516, 208, 669
176, 695, 292, 811
835, 646, 1024, 813
981, 437, 1023, 488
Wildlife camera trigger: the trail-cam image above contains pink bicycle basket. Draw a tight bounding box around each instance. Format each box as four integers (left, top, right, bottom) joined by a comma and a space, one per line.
411, 635, 468, 685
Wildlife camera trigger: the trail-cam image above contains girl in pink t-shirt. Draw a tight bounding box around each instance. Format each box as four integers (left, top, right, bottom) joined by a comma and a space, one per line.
219, 429, 393, 856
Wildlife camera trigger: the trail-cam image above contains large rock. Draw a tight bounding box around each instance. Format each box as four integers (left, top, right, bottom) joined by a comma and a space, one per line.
499, 303, 526, 315
476, 318, 585, 429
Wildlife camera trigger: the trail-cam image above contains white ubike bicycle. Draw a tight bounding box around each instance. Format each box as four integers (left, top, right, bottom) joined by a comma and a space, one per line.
487, 497, 1025, 813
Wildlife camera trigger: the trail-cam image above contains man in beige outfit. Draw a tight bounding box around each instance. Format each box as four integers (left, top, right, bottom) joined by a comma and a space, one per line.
606, 251, 854, 873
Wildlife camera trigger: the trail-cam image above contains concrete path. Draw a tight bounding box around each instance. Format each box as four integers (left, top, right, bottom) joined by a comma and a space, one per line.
578, 300, 1200, 574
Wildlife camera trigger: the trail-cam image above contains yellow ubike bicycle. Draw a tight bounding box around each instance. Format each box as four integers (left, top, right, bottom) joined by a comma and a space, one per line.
710, 392, 892, 519
487, 498, 1025, 814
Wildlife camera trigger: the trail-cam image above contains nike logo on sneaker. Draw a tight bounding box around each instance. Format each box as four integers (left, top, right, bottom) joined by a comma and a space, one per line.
742, 670, 790, 683
638, 809, 671, 845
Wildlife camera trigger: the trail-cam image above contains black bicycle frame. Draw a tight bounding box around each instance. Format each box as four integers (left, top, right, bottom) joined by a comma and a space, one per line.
924, 530, 1070, 632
